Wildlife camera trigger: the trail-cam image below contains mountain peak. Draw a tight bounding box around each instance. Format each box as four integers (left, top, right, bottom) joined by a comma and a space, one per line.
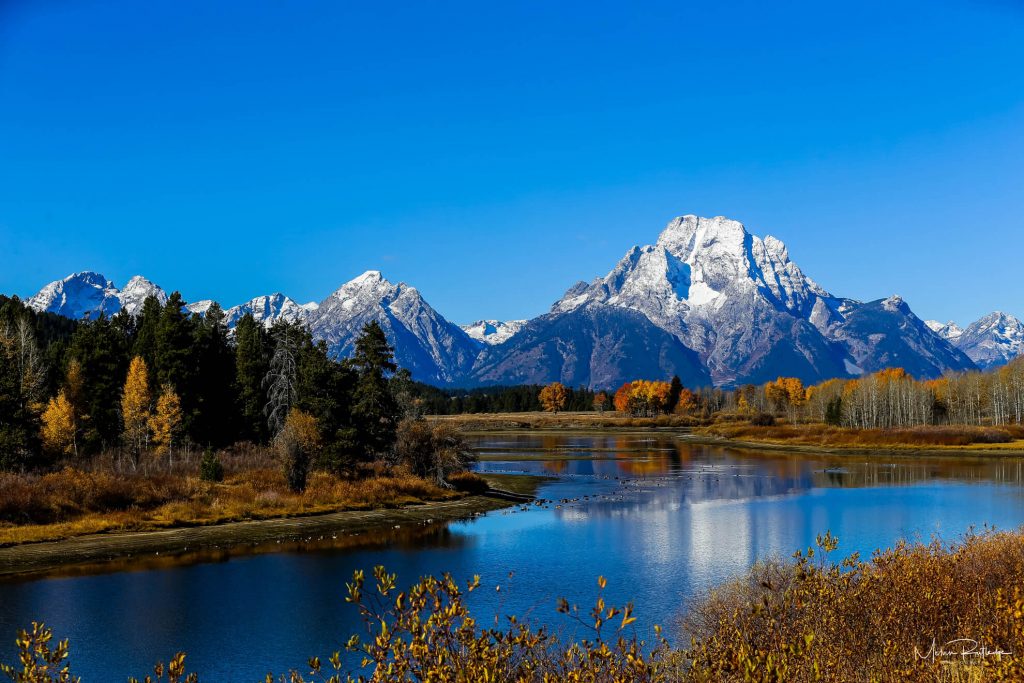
461, 319, 527, 345
27, 271, 121, 319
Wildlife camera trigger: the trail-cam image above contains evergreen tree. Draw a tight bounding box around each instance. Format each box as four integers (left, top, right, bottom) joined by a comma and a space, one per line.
234, 313, 270, 443
132, 295, 163, 383
348, 321, 399, 460
0, 319, 44, 471
191, 302, 237, 447
68, 316, 128, 452
155, 292, 196, 437
667, 376, 683, 414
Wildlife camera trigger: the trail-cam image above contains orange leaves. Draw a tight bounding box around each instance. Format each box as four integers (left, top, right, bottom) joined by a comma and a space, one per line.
538, 382, 569, 413
613, 380, 673, 417
765, 376, 806, 412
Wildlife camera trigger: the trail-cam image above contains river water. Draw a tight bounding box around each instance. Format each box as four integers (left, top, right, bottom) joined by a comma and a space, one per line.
3, 432, 1024, 680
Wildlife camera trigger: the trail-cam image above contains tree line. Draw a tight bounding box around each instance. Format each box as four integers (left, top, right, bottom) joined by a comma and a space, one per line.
0, 293, 409, 483
735, 359, 1024, 429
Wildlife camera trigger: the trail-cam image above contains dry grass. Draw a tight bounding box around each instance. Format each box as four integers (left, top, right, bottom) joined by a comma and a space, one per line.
684, 529, 1024, 681
0, 465, 461, 547
698, 420, 1024, 450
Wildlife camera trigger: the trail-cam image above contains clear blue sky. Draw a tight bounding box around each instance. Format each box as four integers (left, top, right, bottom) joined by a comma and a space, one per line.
1, 0, 1022, 325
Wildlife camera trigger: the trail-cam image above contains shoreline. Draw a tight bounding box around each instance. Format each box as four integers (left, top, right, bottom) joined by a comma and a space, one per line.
0, 480, 539, 581
679, 432, 1024, 458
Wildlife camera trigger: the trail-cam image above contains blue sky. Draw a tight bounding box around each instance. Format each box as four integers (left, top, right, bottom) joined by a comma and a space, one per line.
1, 0, 1022, 325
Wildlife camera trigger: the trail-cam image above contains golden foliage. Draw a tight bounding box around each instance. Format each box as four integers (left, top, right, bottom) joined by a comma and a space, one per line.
614, 380, 673, 416
40, 390, 76, 456
149, 384, 182, 457
282, 407, 321, 455
121, 356, 151, 458
538, 382, 569, 413
685, 529, 1024, 682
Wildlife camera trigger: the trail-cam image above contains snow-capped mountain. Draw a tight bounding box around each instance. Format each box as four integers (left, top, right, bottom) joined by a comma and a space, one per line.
929, 312, 1024, 369
225, 293, 318, 329
20, 214, 987, 388
118, 275, 168, 315
186, 300, 216, 317
519, 215, 974, 386
308, 271, 478, 384
926, 319, 964, 342
26, 271, 157, 319
461, 319, 527, 345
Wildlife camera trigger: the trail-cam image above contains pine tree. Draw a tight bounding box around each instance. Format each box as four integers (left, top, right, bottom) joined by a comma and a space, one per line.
155, 292, 195, 436
41, 389, 76, 457
234, 313, 270, 442
132, 295, 163, 383
68, 317, 128, 452
149, 383, 182, 465
667, 376, 683, 414
0, 321, 42, 470
348, 321, 399, 460
122, 356, 151, 468
191, 302, 237, 447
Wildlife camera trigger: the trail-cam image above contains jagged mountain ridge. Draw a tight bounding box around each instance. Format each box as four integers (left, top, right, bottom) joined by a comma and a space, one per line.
461, 319, 527, 345
26, 271, 166, 319
928, 312, 1024, 369
23, 214, 994, 388
546, 215, 975, 386
306, 270, 480, 384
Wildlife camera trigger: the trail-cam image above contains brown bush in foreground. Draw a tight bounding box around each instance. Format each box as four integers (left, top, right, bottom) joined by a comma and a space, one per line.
684, 530, 1024, 681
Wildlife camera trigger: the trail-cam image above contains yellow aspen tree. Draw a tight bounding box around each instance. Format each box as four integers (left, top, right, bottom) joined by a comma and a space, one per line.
41, 389, 76, 456
122, 356, 151, 468
539, 382, 568, 413
149, 383, 182, 465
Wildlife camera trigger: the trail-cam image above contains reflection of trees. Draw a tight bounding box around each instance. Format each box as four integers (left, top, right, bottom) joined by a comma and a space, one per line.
543, 459, 569, 474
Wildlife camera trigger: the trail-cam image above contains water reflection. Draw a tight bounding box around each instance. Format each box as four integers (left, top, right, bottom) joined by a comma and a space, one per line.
2, 433, 1024, 679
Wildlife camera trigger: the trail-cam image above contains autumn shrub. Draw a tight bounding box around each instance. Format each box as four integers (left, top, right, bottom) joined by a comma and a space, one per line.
447, 470, 489, 494
683, 530, 1024, 682
394, 418, 476, 485
749, 412, 775, 426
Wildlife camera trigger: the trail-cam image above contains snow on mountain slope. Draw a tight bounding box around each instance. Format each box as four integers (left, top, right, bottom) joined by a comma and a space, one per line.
27, 272, 171, 319
21, 216, 989, 387
542, 215, 973, 385
946, 312, 1024, 369
225, 293, 314, 328
118, 275, 168, 315
186, 300, 216, 317
27, 272, 124, 319
461, 319, 527, 345
926, 319, 964, 342
308, 271, 479, 384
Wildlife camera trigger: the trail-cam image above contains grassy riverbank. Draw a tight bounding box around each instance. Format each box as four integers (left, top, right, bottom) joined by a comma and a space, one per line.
0, 475, 537, 579
0, 464, 503, 547
694, 419, 1024, 455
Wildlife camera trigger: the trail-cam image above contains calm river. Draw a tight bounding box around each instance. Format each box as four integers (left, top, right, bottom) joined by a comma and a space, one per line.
4, 432, 1024, 679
